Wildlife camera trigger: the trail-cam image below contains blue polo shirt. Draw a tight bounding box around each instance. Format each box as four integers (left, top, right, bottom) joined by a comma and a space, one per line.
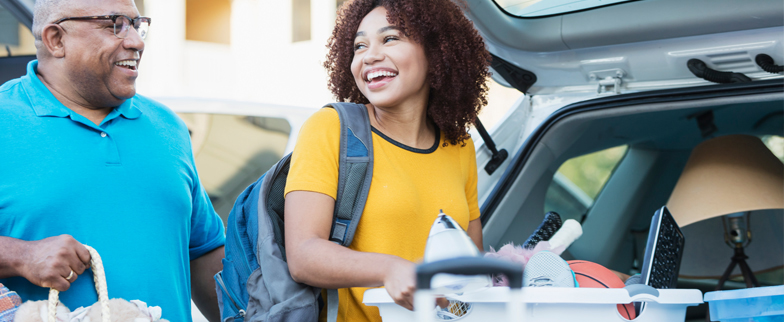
0, 61, 225, 321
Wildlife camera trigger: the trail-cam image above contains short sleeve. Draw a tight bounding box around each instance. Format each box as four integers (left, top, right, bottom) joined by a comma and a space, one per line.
284, 108, 341, 199
463, 138, 481, 221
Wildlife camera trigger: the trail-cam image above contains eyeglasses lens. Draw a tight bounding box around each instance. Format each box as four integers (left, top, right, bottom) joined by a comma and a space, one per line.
113, 16, 149, 39
136, 19, 149, 39
113, 16, 132, 38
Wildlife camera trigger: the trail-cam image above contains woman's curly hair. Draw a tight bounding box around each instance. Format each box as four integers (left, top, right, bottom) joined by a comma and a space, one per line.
324, 0, 491, 146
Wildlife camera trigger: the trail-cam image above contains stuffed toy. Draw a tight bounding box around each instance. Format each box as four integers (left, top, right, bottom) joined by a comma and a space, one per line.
13, 298, 168, 322
12, 245, 168, 322
12, 300, 69, 322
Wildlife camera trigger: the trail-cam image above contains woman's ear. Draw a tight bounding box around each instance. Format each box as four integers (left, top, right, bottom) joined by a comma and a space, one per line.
40, 24, 66, 58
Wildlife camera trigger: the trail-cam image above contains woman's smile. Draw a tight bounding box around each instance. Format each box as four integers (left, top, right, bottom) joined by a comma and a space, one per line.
364, 68, 398, 90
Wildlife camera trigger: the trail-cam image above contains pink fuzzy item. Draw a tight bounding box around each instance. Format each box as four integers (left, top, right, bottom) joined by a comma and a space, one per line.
484, 241, 562, 286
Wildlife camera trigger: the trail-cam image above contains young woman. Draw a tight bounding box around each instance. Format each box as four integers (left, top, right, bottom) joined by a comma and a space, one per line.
284, 0, 491, 321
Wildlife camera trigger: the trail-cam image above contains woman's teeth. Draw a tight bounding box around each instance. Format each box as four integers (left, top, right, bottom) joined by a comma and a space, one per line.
367, 71, 397, 81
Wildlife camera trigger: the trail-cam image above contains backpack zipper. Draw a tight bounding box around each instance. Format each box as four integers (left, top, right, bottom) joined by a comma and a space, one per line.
215, 271, 247, 317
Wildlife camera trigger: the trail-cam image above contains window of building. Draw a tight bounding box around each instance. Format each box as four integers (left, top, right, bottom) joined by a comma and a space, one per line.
337, 0, 349, 11
292, 0, 311, 42
186, 0, 231, 44
135, 0, 145, 16
544, 145, 628, 222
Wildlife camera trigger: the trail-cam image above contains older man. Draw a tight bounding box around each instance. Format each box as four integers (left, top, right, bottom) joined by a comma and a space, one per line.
0, 0, 225, 321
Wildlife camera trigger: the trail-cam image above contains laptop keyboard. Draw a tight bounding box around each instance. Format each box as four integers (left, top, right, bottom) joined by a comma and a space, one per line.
648, 212, 684, 289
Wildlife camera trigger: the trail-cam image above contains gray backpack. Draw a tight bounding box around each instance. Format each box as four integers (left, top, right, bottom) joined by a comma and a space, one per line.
215, 102, 374, 322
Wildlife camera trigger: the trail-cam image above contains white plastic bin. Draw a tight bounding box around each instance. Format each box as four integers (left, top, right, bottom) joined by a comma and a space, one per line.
364, 286, 704, 322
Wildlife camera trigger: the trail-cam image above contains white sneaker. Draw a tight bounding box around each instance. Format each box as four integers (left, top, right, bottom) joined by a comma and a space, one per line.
523, 251, 577, 288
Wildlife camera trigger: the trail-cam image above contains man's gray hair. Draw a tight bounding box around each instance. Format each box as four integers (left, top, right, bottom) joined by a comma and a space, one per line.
32, 0, 67, 48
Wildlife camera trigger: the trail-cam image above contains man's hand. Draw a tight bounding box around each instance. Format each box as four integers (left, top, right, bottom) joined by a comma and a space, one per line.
0, 235, 91, 292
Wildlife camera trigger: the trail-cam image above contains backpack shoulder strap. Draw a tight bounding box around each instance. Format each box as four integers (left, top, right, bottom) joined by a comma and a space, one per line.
323, 102, 373, 246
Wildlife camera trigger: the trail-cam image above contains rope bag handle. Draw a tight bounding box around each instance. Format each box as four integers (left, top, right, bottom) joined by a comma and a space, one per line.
47, 245, 110, 322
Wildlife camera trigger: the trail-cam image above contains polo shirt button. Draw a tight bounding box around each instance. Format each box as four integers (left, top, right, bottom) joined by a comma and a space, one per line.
100, 132, 107, 137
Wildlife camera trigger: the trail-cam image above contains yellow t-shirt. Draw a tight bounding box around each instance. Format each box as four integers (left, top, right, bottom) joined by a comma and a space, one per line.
284, 107, 481, 322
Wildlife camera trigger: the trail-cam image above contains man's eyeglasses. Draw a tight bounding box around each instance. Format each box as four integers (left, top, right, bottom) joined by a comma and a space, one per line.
53, 15, 151, 40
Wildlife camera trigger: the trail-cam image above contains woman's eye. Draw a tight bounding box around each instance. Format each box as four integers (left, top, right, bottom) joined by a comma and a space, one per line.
354, 43, 366, 51
384, 36, 398, 43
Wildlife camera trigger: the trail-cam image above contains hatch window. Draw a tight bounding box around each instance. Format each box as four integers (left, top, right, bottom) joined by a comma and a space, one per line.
544, 145, 628, 222
493, 0, 636, 18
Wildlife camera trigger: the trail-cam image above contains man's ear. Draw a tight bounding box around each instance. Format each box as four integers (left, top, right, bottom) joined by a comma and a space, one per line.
40, 24, 66, 58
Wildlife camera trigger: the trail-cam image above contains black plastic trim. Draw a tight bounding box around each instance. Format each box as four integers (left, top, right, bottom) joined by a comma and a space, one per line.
756, 54, 784, 74
371, 126, 439, 154
687, 59, 752, 84
479, 79, 784, 225
475, 117, 508, 175
490, 53, 536, 94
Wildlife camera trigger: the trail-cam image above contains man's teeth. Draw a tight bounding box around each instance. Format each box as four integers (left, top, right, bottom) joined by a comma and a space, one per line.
115, 60, 137, 67
367, 71, 397, 81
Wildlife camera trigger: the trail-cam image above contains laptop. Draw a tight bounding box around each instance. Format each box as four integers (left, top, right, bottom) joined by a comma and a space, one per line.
640, 206, 686, 289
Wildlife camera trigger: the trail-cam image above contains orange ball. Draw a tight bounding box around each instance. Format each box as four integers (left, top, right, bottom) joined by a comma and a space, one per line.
568, 260, 637, 320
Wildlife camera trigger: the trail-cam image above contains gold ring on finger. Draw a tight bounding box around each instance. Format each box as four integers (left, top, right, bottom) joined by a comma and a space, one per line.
66, 270, 74, 280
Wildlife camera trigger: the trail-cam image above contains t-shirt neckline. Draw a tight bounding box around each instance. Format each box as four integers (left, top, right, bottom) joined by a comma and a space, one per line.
371, 126, 440, 154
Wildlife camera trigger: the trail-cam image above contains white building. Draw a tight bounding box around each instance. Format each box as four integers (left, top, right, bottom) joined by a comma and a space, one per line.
134, 0, 519, 122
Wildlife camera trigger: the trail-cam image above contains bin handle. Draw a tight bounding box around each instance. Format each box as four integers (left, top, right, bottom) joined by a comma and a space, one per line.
624, 284, 660, 298
416, 257, 523, 289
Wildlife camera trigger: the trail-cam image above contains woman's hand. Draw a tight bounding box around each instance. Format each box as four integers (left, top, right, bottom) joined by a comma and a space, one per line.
382, 258, 450, 311
383, 258, 417, 310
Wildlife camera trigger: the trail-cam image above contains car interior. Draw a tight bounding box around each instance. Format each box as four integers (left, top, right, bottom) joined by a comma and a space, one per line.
480, 81, 783, 319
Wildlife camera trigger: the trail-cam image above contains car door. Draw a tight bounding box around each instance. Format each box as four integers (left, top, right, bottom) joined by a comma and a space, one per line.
0, 0, 36, 84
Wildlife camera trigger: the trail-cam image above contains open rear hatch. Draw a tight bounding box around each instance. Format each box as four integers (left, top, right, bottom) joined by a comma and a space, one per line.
467, 0, 784, 202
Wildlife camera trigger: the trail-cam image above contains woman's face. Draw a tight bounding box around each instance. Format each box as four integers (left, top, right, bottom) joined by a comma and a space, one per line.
351, 6, 429, 108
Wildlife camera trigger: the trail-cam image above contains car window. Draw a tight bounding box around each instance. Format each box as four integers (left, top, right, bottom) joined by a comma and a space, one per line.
0, 2, 36, 57
762, 135, 784, 164
544, 145, 628, 222
178, 113, 291, 225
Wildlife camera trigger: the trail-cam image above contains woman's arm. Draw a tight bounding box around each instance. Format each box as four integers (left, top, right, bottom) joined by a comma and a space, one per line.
284, 191, 418, 310
466, 218, 483, 251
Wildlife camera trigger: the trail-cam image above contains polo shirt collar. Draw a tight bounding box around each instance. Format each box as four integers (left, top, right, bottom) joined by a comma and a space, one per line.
23, 60, 142, 120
